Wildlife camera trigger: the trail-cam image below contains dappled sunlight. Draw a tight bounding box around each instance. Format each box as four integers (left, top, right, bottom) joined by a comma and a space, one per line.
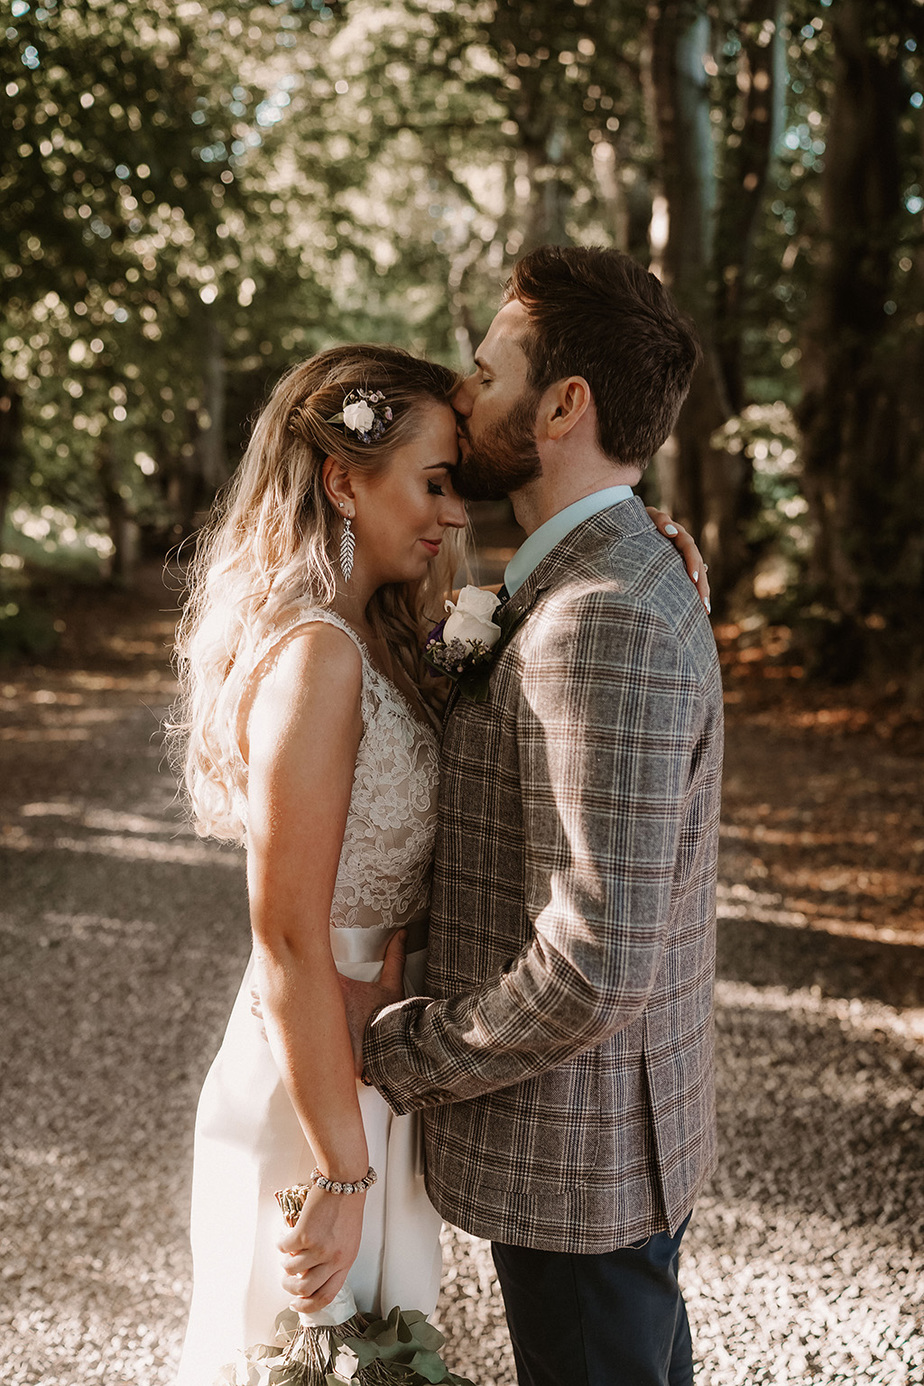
683, 1193, 918, 1385
3, 0, 921, 1378
6, 801, 238, 871
1, 705, 148, 740
3, 825, 238, 866
2, 670, 176, 700
105, 634, 173, 659
41, 910, 149, 942
68, 669, 176, 694
717, 881, 924, 946
2, 704, 131, 735
780, 863, 923, 904
4, 1142, 78, 1170
20, 688, 84, 706
1, 726, 94, 743
714, 977, 924, 1044
20, 802, 185, 836
722, 821, 879, 848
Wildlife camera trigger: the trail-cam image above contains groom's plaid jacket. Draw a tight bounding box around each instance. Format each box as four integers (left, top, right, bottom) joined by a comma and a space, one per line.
364, 497, 724, 1252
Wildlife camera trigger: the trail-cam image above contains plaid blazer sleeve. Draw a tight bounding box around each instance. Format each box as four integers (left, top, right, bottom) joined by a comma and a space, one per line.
363, 585, 707, 1112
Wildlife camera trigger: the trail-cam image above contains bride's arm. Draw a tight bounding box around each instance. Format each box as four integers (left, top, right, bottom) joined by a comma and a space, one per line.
244, 622, 368, 1314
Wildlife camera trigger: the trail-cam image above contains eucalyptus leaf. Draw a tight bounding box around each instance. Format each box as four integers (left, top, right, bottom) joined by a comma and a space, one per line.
246, 1342, 285, 1362
407, 1350, 449, 1383
275, 1309, 303, 1336
458, 667, 493, 702
342, 1336, 380, 1369
406, 1319, 445, 1352
267, 1362, 309, 1385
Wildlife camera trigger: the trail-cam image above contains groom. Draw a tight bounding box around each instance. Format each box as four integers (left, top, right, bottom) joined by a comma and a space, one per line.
325, 246, 722, 1385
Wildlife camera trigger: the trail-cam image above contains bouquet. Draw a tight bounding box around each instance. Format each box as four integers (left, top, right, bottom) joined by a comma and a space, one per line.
215, 1184, 474, 1386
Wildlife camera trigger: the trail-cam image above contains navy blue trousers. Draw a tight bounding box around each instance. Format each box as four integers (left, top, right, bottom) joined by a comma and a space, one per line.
491, 1214, 693, 1386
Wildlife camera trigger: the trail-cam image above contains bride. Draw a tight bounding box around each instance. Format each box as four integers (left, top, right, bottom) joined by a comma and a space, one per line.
170, 341, 706, 1383
171, 344, 467, 1383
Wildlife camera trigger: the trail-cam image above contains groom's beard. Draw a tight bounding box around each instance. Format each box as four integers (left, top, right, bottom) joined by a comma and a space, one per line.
454, 392, 543, 502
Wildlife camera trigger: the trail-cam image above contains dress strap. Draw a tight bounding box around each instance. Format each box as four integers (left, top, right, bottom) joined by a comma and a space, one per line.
250, 604, 371, 673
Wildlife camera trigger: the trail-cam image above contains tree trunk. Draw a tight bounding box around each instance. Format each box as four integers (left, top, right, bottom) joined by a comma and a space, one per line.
795, 0, 919, 676
514, 116, 572, 255
194, 313, 229, 493
0, 375, 22, 550
647, 1, 746, 603
591, 135, 654, 261
96, 438, 138, 586
448, 243, 485, 363
713, 0, 786, 414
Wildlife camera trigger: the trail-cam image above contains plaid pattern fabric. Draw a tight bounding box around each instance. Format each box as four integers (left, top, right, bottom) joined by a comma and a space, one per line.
363, 498, 724, 1252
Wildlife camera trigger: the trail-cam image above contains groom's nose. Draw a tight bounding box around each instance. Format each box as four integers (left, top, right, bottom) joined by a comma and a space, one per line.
452, 373, 476, 418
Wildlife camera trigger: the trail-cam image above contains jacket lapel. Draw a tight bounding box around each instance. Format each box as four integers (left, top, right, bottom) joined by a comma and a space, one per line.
442, 497, 650, 719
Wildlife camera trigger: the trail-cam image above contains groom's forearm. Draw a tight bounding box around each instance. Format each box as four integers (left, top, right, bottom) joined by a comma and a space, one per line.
362, 871, 670, 1113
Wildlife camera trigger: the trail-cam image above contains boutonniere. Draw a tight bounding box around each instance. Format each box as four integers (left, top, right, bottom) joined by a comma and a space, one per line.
424, 585, 503, 702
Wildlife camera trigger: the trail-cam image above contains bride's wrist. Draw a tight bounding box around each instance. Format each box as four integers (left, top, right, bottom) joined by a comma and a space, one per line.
310, 1164, 377, 1196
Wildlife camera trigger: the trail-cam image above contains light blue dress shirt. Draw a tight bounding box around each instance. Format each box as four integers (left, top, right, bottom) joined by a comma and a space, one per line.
504, 485, 635, 596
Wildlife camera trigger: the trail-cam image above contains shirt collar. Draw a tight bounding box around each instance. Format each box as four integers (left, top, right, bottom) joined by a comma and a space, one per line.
504, 485, 634, 596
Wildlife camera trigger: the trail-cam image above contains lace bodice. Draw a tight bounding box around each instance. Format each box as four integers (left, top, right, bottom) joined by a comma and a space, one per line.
240, 606, 440, 931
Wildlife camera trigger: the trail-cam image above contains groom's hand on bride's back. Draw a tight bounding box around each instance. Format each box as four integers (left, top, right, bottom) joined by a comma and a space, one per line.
338, 927, 406, 1077
251, 928, 405, 1073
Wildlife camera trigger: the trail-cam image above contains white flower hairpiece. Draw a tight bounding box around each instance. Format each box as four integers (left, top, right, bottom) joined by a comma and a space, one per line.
327, 388, 393, 444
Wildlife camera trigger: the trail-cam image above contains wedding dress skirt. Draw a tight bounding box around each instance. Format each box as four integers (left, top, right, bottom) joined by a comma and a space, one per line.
174, 929, 442, 1386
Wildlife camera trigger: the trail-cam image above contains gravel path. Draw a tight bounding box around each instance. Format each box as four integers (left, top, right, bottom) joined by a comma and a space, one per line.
1, 574, 922, 1386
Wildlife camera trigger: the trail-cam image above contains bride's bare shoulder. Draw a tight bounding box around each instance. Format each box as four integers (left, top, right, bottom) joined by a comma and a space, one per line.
239, 620, 363, 764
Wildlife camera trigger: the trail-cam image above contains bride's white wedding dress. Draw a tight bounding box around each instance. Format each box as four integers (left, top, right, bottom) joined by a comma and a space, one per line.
175, 608, 443, 1386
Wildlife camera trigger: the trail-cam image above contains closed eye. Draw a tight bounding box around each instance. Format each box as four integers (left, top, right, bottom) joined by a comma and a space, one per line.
427, 480, 445, 496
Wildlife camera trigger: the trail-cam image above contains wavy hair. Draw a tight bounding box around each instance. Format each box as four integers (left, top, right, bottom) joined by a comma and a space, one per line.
170, 344, 467, 844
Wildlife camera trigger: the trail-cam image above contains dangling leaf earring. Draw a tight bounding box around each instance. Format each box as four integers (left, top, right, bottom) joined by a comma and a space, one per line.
339, 512, 356, 581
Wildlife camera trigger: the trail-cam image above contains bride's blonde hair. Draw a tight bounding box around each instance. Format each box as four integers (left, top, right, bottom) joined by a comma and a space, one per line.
170, 343, 468, 844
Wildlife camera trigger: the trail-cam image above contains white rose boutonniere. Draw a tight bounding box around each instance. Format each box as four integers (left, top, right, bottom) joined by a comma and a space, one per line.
424, 585, 504, 701
443, 586, 503, 649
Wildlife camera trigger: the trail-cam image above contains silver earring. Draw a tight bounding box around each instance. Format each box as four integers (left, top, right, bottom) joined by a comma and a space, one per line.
339, 515, 355, 581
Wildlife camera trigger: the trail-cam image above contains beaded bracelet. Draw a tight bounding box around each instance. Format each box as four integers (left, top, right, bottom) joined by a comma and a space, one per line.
309, 1164, 377, 1196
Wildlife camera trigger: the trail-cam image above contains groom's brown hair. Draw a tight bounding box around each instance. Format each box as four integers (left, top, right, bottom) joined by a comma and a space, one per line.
505, 246, 701, 470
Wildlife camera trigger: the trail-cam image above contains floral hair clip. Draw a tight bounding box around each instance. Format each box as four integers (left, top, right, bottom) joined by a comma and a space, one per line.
327, 388, 393, 444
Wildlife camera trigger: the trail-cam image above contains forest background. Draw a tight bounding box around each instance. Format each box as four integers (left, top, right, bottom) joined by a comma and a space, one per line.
2, 7, 923, 1383
2, 0, 924, 686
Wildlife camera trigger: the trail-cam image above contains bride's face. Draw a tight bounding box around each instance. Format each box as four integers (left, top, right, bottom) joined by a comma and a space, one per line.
350, 402, 466, 588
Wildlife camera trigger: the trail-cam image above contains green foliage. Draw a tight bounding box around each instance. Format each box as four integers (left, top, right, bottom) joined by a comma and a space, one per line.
0, 597, 60, 661
3, 0, 924, 670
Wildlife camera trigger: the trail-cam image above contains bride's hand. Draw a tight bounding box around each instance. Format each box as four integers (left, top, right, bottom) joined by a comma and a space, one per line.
250, 985, 267, 1042
279, 1182, 365, 1313
646, 507, 711, 612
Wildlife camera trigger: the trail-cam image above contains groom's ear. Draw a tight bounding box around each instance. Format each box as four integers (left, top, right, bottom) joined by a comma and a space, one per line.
542, 377, 591, 441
